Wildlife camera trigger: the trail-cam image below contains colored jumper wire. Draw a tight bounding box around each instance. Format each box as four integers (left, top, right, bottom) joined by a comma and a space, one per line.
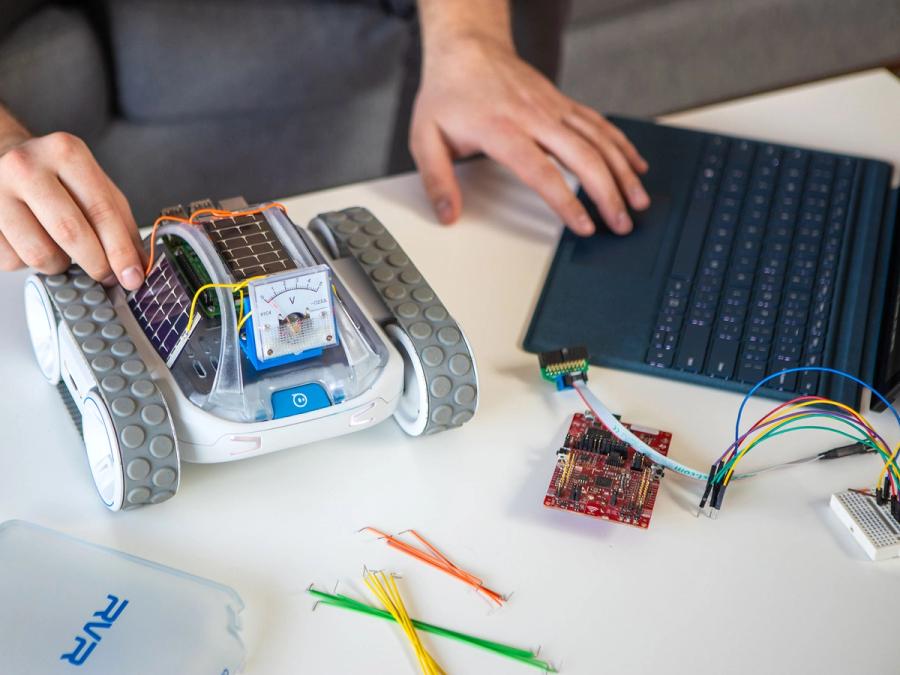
363, 527, 505, 606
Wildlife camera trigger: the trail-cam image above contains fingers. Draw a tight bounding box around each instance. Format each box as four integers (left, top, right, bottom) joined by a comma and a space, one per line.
574, 105, 648, 174
0, 132, 145, 290
15, 167, 111, 281
0, 231, 25, 272
409, 120, 462, 225
482, 126, 595, 236
107, 178, 147, 267
564, 110, 650, 211
50, 134, 145, 289
533, 120, 636, 235
0, 197, 70, 273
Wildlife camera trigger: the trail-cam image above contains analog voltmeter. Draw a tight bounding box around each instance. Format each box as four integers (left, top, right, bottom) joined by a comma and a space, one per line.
247, 266, 338, 362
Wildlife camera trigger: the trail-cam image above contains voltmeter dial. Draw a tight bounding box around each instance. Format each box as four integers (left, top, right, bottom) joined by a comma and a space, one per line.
247, 266, 338, 362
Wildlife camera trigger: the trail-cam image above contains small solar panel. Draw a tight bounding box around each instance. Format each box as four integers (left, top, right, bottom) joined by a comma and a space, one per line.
203, 213, 295, 280
128, 253, 197, 366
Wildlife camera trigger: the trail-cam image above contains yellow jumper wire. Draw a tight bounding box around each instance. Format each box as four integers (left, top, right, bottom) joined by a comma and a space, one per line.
363, 570, 445, 675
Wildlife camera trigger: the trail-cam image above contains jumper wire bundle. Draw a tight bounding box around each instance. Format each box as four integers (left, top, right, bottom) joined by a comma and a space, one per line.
307, 580, 555, 672
364, 569, 444, 675
309, 527, 555, 672
362, 527, 505, 607
699, 367, 900, 516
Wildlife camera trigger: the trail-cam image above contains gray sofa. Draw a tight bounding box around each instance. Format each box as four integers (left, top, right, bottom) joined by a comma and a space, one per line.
561, 0, 900, 116
1, 0, 898, 223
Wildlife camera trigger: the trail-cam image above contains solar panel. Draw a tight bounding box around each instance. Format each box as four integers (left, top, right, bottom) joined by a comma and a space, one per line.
127, 253, 198, 366
202, 214, 296, 280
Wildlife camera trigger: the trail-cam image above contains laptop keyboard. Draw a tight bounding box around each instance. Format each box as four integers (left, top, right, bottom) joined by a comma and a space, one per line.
646, 135, 856, 394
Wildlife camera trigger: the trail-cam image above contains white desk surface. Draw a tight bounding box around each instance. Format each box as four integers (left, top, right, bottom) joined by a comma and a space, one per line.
2, 69, 899, 674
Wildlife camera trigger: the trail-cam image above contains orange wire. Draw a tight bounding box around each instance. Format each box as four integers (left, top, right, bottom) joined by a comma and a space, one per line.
392, 533, 487, 588
365, 527, 505, 605
143, 202, 289, 276
382, 536, 503, 605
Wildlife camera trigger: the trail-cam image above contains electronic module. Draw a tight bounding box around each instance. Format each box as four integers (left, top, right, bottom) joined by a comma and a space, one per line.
245, 267, 339, 367
536, 345, 900, 559
544, 412, 671, 528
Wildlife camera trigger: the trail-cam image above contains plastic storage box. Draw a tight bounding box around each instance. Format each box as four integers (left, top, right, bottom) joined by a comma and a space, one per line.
0, 520, 245, 674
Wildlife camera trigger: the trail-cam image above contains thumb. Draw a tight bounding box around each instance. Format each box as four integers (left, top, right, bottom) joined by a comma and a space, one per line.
410, 122, 462, 225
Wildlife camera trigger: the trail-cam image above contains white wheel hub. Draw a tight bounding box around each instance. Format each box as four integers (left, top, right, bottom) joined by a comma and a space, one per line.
24, 276, 61, 385
82, 391, 125, 511
386, 324, 429, 436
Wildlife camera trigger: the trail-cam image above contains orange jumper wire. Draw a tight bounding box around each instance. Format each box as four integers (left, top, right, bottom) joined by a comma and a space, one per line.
143, 202, 289, 276
364, 527, 505, 606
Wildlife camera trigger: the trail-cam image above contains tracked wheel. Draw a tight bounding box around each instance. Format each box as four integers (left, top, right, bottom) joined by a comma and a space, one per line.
313, 207, 478, 435
33, 268, 181, 510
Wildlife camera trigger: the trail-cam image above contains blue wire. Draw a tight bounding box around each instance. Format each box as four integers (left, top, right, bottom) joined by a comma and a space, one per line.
734, 366, 900, 447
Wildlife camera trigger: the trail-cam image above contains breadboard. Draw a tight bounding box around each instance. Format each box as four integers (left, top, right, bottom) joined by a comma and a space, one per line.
829, 490, 900, 561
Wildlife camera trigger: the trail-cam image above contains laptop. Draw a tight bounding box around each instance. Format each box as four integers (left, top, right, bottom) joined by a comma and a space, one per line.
524, 116, 900, 409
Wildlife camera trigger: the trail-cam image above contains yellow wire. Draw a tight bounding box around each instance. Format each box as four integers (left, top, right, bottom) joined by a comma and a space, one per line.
758, 398, 873, 432
365, 573, 431, 671
877, 441, 900, 488
186, 283, 241, 332
237, 311, 252, 332
364, 571, 444, 675
364, 573, 422, 669
185, 275, 267, 332
723, 398, 889, 485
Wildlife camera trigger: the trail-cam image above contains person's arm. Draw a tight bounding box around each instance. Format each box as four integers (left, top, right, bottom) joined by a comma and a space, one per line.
412, 0, 649, 236
0, 106, 145, 289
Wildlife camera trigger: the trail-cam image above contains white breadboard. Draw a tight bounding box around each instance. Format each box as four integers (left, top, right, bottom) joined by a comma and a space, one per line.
829, 490, 900, 561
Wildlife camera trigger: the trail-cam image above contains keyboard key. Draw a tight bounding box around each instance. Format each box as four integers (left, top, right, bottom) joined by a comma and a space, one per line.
772, 370, 798, 391
772, 342, 801, 361
675, 324, 712, 372
706, 338, 740, 378
647, 347, 674, 368
798, 372, 819, 395
655, 312, 684, 333
747, 323, 774, 343
670, 197, 715, 280
716, 321, 742, 340
665, 278, 690, 298
804, 333, 824, 354
737, 359, 766, 383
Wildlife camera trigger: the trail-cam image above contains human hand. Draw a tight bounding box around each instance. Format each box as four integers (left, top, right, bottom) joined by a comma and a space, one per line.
0, 131, 145, 289
410, 34, 649, 236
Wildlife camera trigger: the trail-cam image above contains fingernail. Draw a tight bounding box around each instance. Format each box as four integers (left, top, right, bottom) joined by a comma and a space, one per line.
122, 266, 144, 290
435, 198, 454, 224
616, 212, 633, 233
101, 274, 117, 287
577, 215, 595, 236
630, 186, 650, 209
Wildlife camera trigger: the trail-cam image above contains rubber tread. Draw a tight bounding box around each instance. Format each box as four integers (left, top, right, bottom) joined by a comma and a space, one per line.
37, 269, 180, 509
316, 208, 478, 435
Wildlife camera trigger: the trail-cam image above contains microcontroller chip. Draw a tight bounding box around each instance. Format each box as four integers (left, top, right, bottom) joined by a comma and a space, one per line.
543, 412, 672, 529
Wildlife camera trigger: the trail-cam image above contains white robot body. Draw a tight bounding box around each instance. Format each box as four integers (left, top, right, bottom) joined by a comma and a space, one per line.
24, 201, 477, 509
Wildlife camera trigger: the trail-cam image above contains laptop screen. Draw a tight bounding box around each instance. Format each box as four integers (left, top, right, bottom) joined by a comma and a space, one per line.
873, 194, 900, 410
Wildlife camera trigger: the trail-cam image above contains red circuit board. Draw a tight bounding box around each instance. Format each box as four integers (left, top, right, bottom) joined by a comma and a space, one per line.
543, 413, 672, 529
